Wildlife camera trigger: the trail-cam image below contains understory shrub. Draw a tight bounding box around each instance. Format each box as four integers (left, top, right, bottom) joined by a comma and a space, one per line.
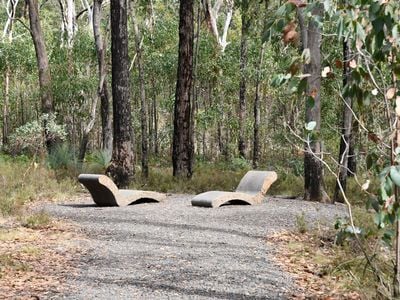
7, 114, 67, 156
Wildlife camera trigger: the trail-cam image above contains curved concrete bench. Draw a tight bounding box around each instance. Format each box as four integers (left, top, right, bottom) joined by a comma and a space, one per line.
78, 174, 166, 207
191, 170, 277, 208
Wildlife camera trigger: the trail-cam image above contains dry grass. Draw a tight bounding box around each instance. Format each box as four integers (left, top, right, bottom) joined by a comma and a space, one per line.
267, 208, 394, 299
0, 155, 78, 216
0, 219, 85, 299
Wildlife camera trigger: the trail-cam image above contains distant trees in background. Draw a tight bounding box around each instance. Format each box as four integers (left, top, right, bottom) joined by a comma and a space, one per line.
0, 0, 399, 205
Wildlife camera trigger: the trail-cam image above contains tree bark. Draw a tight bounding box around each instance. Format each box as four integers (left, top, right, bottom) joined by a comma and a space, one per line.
347, 120, 357, 176
303, 5, 329, 203
3, 67, 10, 146
333, 39, 353, 203
151, 78, 159, 155
172, 0, 194, 178
107, 0, 134, 187
132, 5, 149, 178
93, 0, 113, 156
27, 0, 55, 151
253, 43, 265, 169
238, 1, 250, 159
2, 0, 18, 147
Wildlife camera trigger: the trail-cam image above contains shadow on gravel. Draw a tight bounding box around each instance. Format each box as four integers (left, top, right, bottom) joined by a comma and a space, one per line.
66, 214, 265, 240
78, 275, 283, 299
61, 203, 98, 208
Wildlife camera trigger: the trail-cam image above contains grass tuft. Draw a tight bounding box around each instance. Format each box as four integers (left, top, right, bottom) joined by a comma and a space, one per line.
23, 211, 52, 229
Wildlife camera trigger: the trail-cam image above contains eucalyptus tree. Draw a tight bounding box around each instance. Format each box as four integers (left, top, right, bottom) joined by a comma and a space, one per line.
173, 0, 194, 177
333, 39, 353, 203
27, 0, 55, 150
131, 1, 148, 178
92, 0, 112, 155
238, 0, 250, 158
301, 4, 329, 202
1, 0, 19, 146
107, 0, 134, 187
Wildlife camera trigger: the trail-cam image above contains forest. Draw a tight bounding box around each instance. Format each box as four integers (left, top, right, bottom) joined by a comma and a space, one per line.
1, 0, 400, 298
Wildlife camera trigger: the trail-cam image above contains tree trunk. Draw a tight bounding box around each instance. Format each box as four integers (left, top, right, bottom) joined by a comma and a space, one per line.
27, 0, 55, 151
253, 43, 265, 169
3, 67, 10, 146
303, 5, 329, 203
238, 4, 250, 159
132, 5, 149, 178
93, 0, 113, 156
78, 95, 98, 163
172, 0, 194, 178
107, 0, 134, 187
347, 120, 357, 176
2, 0, 18, 147
333, 39, 353, 203
152, 79, 159, 155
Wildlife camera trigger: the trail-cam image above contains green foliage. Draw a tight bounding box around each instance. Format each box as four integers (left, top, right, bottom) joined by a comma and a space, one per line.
23, 211, 52, 229
296, 212, 308, 234
7, 114, 67, 156
84, 150, 112, 174
47, 143, 79, 178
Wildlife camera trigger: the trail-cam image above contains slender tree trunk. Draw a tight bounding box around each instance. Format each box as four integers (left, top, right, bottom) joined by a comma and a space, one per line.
333, 39, 353, 203
3, 67, 10, 146
132, 5, 149, 178
2, 0, 18, 147
27, 0, 55, 151
172, 0, 194, 178
303, 5, 329, 203
78, 95, 98, 163
152, 79, 159, 155
191, 1, 201, 163
107, 0, 134, 187
253, 43, 265, 169
93, 0, 113, 156
347, 120, 357, 176
238, 4, 250, 159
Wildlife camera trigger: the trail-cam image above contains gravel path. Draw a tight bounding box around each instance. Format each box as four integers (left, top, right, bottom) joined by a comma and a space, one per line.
43, 194, 346, 299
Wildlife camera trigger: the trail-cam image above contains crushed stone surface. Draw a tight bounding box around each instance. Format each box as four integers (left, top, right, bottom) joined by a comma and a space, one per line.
42, 194, 346, 299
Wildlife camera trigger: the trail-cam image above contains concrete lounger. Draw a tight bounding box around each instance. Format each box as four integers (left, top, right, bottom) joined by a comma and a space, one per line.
78, 174, 166, 207
191, 170, 278, 208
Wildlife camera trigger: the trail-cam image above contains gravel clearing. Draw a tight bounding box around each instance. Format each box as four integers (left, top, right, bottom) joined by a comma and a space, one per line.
42, 194, 346, 299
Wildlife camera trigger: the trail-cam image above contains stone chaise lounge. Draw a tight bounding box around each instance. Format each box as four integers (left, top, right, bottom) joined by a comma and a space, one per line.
78, 174, 166, 207
191, 170, 277, 208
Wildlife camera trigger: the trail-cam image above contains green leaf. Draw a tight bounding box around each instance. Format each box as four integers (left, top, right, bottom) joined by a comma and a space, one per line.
305, 121, 317, 131
374, 211, 385, 228
390, 166, 400, 187
276, 5, 287, 17
382, 229, 394, 246
356, 22, 366, 42
384, 176, 394, 196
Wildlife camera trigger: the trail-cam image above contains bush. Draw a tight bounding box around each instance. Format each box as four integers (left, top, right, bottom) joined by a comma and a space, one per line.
84, 149, 112, 174
47, 143, 79, 178
7, 114, 67, 156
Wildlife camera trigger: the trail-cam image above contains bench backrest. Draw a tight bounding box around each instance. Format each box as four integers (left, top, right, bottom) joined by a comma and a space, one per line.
235, 171, 277, 196
78, 174, 119, 206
